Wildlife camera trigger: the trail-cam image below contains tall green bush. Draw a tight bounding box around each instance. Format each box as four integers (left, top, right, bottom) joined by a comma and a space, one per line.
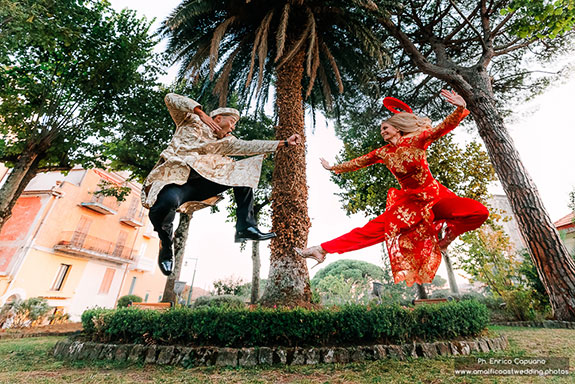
117, 295, 143, 308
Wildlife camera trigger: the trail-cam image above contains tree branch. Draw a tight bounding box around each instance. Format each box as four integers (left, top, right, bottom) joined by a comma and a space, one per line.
379, 15, 474, 97
380, 16, 448, 78
477, 0, 494, 67
494, 38, 537, 56
443, 3, 481, 41
447, 0, 488, 51
487, 0, 507, 16
491, 10, 515, 37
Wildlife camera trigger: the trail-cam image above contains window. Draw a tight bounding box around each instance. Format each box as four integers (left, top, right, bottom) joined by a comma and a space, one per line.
51, 264, 71, 291
128, 277, 137, 295
144, 293, 149, 302
98, 268, 116, 294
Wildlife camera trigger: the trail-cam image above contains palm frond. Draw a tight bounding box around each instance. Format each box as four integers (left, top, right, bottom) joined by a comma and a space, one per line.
277, 14, 313, 69
210, 16, 236, 79
214, 45, 242, 106
321, 42, 344, 94
306, 38, 320, 98
165, 0, 217, 30
257, 11, 275, 91
274, 3, 291, 62
246, 11, 274, 88
318, 63, 333, 109
305, 7, 317, 76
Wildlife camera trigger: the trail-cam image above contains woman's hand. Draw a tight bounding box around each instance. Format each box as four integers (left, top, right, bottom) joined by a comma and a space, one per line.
440, 89, 466, 108
195, 107, 224, 137
320, 157, 334, 170
286, 134, 302, 146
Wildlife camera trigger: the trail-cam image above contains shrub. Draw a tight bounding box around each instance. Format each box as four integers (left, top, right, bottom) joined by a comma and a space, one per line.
81, 300, 489, 347
501, 289, 538, 321
192, 295, 245, 309
412, 300, 489, 341
117, 295, 143, 308
1, 297, 52, 328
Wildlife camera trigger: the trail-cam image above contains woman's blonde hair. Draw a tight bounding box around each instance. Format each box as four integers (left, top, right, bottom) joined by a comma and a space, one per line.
385, 112, 431, 134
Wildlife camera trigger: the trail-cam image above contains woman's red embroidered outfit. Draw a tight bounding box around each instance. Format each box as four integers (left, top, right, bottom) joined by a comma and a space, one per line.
322, 106, 489, 286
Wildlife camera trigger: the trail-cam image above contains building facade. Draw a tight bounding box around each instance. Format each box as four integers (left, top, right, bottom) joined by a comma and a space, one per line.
0, 166, 166, 321
554, 212, 575, 256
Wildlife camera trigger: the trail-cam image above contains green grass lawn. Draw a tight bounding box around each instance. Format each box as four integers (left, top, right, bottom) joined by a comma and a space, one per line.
0, 326, 573, 383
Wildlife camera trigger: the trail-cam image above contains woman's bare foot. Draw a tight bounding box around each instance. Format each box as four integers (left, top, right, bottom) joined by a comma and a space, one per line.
294, 246, 327, 269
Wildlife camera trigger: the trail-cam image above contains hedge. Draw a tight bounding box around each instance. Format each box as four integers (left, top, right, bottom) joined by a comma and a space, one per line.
81, 300, 488, 347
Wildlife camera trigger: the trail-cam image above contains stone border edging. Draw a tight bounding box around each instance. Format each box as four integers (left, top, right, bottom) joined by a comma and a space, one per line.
53, 336, 508, 367
492, 320, 575, 329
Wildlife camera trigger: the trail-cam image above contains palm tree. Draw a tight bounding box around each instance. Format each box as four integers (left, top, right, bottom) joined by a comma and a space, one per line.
161, 0, 392, 306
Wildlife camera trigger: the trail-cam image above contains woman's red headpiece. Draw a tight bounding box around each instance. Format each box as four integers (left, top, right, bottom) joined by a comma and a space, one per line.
383, 97, 413, 114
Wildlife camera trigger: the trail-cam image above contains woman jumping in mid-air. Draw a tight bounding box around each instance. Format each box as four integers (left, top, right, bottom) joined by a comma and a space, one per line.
296, 89, 488, 286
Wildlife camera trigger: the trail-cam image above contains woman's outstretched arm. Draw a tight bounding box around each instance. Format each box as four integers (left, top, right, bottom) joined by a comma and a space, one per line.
423, 90, 469, 146
322, 149, 382, 174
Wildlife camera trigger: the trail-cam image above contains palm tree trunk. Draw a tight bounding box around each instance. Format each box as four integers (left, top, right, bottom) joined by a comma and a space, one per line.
260, 49, 312, 307
464, 79, 575, 320
441, 249, 460, 296
0, 149, 43, 234
162, 213, 192, 304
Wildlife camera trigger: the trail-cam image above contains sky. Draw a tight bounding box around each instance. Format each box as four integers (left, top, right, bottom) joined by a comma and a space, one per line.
110, 1, 575, 291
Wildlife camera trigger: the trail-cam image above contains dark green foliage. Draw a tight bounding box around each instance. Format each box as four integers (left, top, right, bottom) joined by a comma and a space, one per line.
0, 0, 161, 169
411, 300, 489, 341
116, 295, 143, 308
192, 295, 245, 309
518, 252, 551, 313
500, 290, 538, 322
311, 259, 385, 284
311, 259, 386, 305
81, 301, 488, 347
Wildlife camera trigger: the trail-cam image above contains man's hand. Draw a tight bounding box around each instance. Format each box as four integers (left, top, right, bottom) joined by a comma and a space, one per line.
286, 134, 302, 146
195, 107, 224, 137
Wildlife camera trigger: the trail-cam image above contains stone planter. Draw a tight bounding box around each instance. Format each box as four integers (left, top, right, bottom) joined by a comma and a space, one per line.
53, 335, 508, 367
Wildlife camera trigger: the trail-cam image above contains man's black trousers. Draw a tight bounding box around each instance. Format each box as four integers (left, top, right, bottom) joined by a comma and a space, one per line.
148, 174, 257, 244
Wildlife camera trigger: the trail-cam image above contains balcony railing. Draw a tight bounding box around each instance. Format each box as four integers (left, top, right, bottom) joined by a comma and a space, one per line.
132, 256, 155, 272
120, 209, 144, 228
54, 231, 135, 264
80, 193, 119, 215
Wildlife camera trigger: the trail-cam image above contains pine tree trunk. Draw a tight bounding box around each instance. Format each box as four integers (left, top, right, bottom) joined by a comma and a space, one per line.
162, 213, 192, 304
260, 49, 312, 307
0, 149, 43, 234
464, 80, 575, 320
250, 241, 260, 304
441, 249, 460, 296
416, 283, 428, 299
